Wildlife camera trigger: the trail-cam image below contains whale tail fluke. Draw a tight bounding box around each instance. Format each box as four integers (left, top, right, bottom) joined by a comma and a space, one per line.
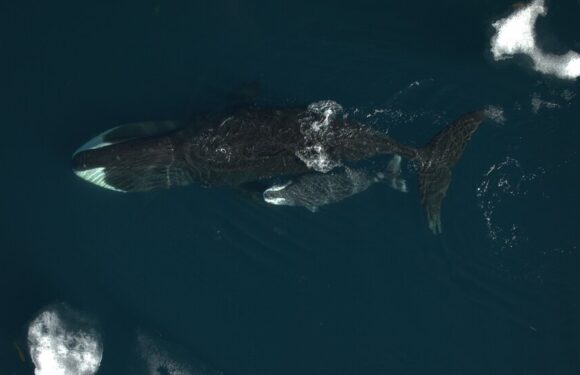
416, 111, 486, 234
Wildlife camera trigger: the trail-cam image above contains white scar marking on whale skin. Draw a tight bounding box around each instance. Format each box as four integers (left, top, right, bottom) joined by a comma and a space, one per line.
75, 167, 126, 192
219, 116, 234, 127
490, 0, 580, 80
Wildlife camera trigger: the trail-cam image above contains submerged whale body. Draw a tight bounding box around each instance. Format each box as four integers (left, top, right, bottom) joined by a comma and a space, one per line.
72, 101, 485, 233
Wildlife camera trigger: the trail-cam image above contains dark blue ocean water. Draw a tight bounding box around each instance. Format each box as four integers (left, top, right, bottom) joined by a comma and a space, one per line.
1, 1, 579, 374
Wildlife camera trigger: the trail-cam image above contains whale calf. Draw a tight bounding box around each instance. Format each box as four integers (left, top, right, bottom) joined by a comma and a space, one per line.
72, 101, 485, 233
263, 155, 407, 212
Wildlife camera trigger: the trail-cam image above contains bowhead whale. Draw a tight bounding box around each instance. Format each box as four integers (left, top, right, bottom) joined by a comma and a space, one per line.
72, 101, 485, 233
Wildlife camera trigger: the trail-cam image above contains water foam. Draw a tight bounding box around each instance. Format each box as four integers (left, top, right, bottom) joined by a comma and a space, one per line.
484, 105, 506, 124
476, 157, 544, 251
27, 304, 103, 375
295, 100, 344, 173
490, 0, 580, 80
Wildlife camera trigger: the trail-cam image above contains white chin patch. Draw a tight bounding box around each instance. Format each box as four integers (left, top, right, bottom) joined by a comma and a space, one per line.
263, 185, 290, 206
75, 167, 125, 192
264, 196, 289, 206
263, 181, 293, 206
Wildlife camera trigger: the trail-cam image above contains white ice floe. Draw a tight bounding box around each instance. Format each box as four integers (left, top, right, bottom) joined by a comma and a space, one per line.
27, 304, 103, 375
490, 0, 580, 80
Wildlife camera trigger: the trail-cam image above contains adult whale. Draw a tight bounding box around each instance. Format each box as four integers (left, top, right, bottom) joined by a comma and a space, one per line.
72, 101, 485, 233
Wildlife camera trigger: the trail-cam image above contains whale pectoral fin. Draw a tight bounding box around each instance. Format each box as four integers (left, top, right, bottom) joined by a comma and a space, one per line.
418, 166, 451, 235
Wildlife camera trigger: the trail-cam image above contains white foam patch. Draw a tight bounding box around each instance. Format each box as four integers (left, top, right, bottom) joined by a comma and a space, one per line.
561, 89, 576, 102
27, 306, 103, 375
75, 167, 126, 192
307, 100, 341, 131
295, 100, 344, 173
530, 92, 559, 113
476, 157, 543, 250
484, 105, 506, 124
386, 154, 402, 173
390, 178, 408, 193
490, 0, 580, 80
296, 144, 340, 173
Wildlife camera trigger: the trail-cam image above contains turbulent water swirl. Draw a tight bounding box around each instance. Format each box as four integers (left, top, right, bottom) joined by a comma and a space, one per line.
295, 100, 345, 173
476, 157, 544, 252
